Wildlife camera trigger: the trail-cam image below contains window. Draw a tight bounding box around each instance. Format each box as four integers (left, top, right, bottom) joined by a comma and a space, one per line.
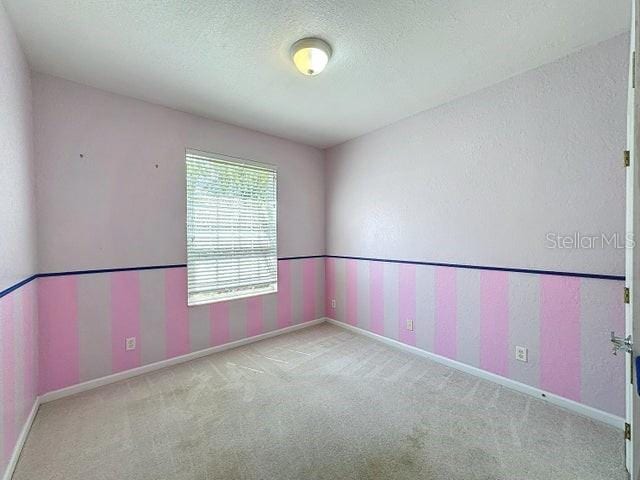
186, 149, 277, 305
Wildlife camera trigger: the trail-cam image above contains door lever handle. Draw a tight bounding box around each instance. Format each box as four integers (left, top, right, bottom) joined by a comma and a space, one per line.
611, 331, 632, 355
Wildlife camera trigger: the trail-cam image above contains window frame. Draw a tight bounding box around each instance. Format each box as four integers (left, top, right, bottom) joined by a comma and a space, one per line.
185, 148, 278, 306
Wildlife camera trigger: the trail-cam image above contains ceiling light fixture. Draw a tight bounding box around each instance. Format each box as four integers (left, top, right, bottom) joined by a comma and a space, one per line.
291, 37, 332, 76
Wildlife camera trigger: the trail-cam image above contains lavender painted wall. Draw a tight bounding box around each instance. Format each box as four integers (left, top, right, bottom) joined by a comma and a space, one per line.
32, 73, 325, 273
29, 76, 328, 420
324, 35, 628, 417
325, 34, 627, 276
0, 4, 38, 478
0, 2, 37, 290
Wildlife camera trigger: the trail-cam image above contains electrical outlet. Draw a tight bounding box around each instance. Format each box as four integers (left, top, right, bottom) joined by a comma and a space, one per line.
125, 337, 136, 351
406, 318, 414, 331
515, 345, 528, 362
331, 299, 336, 308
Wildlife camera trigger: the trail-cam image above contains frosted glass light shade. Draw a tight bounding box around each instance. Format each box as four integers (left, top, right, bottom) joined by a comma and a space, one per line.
291, 38, 332, 76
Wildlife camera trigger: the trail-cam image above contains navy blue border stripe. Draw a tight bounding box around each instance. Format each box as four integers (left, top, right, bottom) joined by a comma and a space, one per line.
37, 264, 187, 277
0, 275, 38, 299
278, 255, 325, 261
0, 258, 320, 299
0, 254, 624, 300
326, 255, 625, 281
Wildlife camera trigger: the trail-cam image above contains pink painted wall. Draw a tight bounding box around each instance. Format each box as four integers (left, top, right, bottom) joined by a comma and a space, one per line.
36, 258, 325, 394
38, 277, 78, 394
32, 73, 326, 273
326, 258, 625, 417
0, 283, 38, 477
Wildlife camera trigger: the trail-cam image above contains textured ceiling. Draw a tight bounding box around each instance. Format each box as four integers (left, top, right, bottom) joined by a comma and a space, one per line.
3, 0, 630, 148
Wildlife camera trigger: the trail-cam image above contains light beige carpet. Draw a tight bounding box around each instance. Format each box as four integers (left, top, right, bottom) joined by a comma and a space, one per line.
14, 323, 626, 480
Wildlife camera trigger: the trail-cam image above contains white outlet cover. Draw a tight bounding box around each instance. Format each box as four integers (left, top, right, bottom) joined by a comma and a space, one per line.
125, 337, 136, 351
331, 299, 336, 308
406, 318, 414, 331
515, 346, 528, 362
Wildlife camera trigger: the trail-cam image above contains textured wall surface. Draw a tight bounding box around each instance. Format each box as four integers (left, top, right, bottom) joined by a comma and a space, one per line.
0, 4, 39, 479
0, 282, 38, 478
326, 257, 625, 417
37, 258, 324, 394
325, 34, 628, 276
32, 73, 326, 273
0, 2, 37, 291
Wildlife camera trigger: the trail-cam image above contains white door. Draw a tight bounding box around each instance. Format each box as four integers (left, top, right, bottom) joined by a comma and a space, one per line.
625, 0, 639, 476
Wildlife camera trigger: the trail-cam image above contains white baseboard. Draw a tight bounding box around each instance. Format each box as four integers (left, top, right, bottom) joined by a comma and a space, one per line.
2, 397, 40, 480
326, 318, 625, 430
40, 318, 325, 404
14, 315, 622, 480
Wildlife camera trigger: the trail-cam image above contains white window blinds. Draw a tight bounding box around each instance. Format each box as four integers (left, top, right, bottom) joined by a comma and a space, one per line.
186, 150, 277, 306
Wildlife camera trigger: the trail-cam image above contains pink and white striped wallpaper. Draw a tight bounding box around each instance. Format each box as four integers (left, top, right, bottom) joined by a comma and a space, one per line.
0, 253, 627, 479
325, 257, 625, 417
37, 258, 325, 394
0, 281, 38, 477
